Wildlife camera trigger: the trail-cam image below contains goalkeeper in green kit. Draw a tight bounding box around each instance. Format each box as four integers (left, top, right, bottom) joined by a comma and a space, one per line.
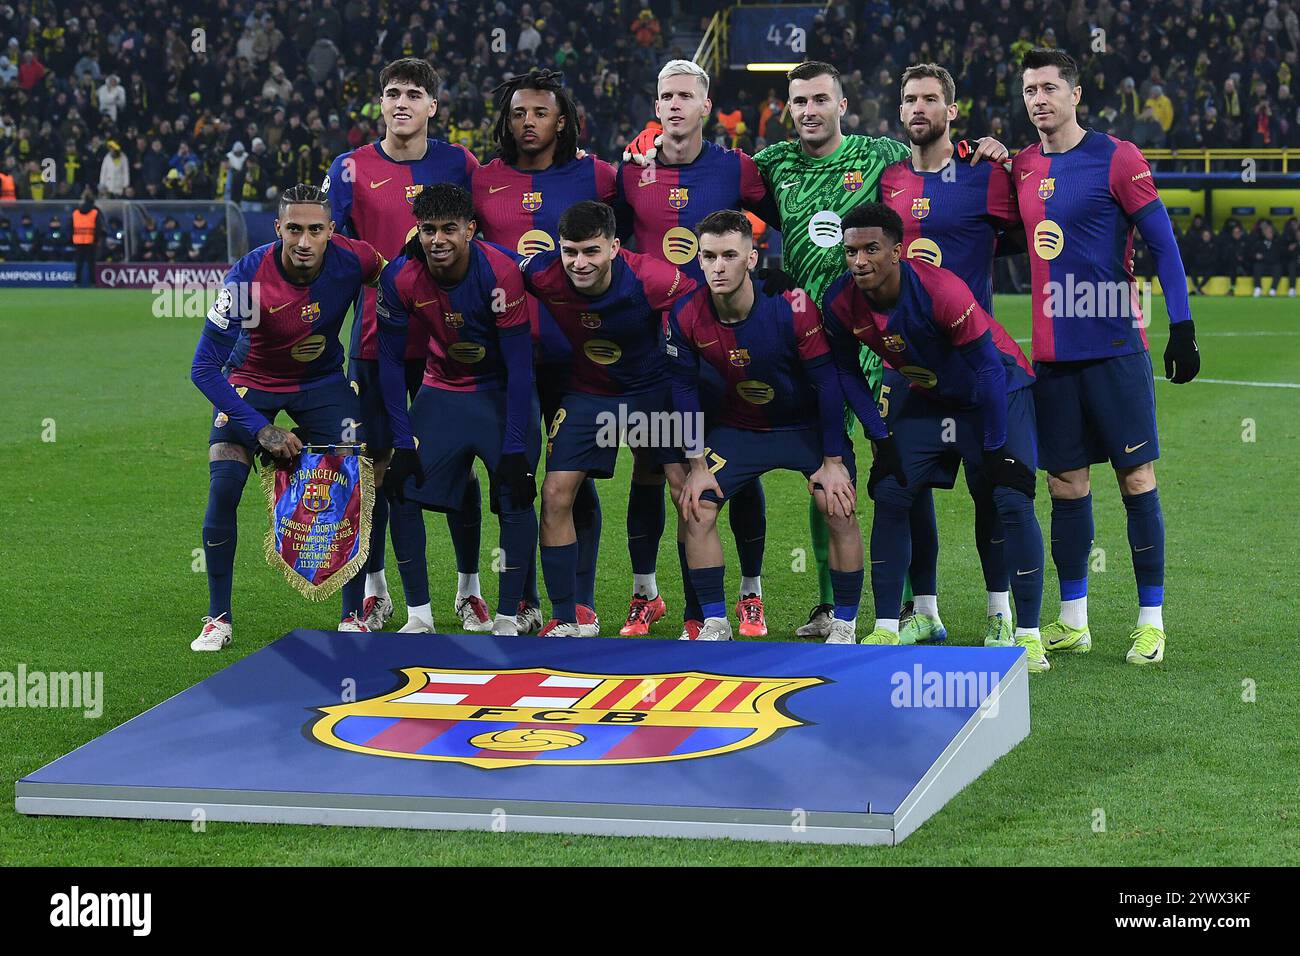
628, 60, 1009, 636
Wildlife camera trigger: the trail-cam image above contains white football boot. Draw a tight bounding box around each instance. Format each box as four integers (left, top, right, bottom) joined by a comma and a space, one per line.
191, 614, 232, 652
693, 617, 733, 642
824, 618, 857, 644
455, 595, 493, 633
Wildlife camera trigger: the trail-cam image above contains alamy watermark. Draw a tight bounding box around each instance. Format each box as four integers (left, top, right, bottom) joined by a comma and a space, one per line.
594, 403, 705, 455
890, 663, 1002, 716
1, 665, 103, 718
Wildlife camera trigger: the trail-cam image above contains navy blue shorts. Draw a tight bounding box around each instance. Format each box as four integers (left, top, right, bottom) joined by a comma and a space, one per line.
699, 425, 857, 504
349, 357, 425, 457
890, 386, 1038, 491
546, 387, 675, 479
1032, 351, 1159, 473
402, 386, 542, 512
209, 378, 365, 453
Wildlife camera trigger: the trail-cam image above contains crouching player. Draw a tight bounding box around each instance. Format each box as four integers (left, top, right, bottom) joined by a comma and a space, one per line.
377, 185, 540, 634
824, 204, 1049, 670
190, 184, 385, 649
670, 211, 873, 644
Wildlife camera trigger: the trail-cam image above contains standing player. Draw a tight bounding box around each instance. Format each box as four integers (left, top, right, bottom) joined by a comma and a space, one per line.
326, 57, 489, 635
881, 63, 1024, 647
824, 203, 1047, 669
190, 184, 384, 650
1015, 49, 1199, 665
669, 211, 869, 643
376, 185, 540, 635
521, 201, 696, 636
472, 69, 617, 636
616, 59, 779, 640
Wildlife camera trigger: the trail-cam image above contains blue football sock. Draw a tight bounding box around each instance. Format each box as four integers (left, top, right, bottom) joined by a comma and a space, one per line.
496, 506, 538, 617
388, 497, 430, 608
678, 538, 703, 622
830, 568, 864, 622
573, 477, 601, 609
993, 486, 1044, 629
1123, 488, 1165, 609
1051, 493, 1093, 601
366, 489, 388, 574
540, 542, 578, 623
446, 473, 481, 574
203, 459, 249, 621
728, 480, 766, 579
626, 481, 665, 578
971, 486, 1009, 592
688, 565, 726, 620
340, 569, 366, 621
907, 488, 939, 595
522, 546, 540, 608
869, 481, 913, 620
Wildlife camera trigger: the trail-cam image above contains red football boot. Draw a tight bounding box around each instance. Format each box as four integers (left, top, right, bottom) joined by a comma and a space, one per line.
736, 595, 768, 637
619, 594, 667, 636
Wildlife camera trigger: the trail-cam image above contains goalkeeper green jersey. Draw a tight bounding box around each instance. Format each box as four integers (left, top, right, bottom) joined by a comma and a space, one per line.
753, 133, 911, 309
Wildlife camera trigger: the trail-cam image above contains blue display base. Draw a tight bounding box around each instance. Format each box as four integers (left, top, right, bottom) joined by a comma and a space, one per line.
17, 631, 1029, 845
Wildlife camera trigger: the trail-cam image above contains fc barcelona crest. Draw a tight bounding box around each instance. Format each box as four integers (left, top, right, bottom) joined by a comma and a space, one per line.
300, 301, 321, 323
302, 481, 332, 513
911, 197, 931, 220
444, 311, 465, 328
405, 184, 425, 205
580, 311, 602, 329
1038, 177, 1055, 200
728, 347, 751, 367
882, 333, 907, 352
668, 186, 689, 210
309, 666, 824, 768
522, 191, 542, 212
843, 170, 864, 192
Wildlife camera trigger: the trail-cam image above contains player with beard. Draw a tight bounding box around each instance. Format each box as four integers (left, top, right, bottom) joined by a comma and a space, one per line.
326, 57, 489, 635
471, 70, 617, 636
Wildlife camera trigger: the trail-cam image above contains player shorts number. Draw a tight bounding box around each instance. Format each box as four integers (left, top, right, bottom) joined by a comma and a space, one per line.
547, 408, 566, 439
878, 383, 891, 420
703, 446, 727, 475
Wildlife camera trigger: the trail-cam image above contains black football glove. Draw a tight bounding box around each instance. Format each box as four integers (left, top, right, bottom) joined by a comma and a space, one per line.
755, 267, 798, 296
1164, 320, 1200, 384
385, 447, 425, 504
867, 435, 908, 500
982, 446, 1036, 498
496, 451, 537, 508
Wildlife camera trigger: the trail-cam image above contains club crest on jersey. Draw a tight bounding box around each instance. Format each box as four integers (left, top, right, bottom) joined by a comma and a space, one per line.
522, 191, 542, 212
444, 311, 465, 328
302, 481, 332, 513
728, 347, 751, 367
1037, 177, 1055, 200
668, 186, 689, 210
405, 184, 425, 205
843, 170, 864, 192
882, 334, 907, 352
308, 666, 825, 768
580, 311, 602, 329
300, 301, 321, 323
911, 197, 931, 219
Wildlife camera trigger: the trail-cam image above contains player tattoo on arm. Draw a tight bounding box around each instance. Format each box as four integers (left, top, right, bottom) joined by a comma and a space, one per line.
256, 424, 303, 461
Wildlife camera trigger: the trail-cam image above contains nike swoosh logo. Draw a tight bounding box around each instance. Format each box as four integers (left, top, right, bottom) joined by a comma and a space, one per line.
370, 178, 393, 189
697, 339, 718, 347
489, 185, 510, 194
550, 299, 570, 305
1125, 441, 1149, 453
267, 302, 290, 313
890, 188, 905, 198
1134, 545, 1155, 552
1020, 171, 1033, 180
414, 299, 439, 308
638, 179, 657, 188
990, 538, 1005, 544
779, 180, 799, 190
1142, 648, 1161, 660
1016, 568, 1040, 576
853, 326, 872, 335
870, 559, 887, 565
204, 539, 229, 547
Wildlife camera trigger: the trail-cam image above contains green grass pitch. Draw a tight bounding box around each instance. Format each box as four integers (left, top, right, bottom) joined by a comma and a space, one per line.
1, 289, 1296, 866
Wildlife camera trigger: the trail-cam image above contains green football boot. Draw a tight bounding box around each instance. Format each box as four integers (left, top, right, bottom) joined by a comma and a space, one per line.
859, 628, 901, 646
899, 613, 948, 645
1041, 619, 1092, 654
1016, 633, 1050, 673
983, 613, 1015, 647
1125, 624, 1166, 665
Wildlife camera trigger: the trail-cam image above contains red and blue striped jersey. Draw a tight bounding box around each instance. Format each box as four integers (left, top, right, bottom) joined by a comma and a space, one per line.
616, 142, 768, 284
209, 234, 383, 393
473, 156, 618, 257
522, 248, 695, 396
376, 240, 530, 392
823, 259, 1033, 407
326, 139, 479, 361
1012, 130, 1160, 362
665, 285, 831, 431
881, 156, 1018, 316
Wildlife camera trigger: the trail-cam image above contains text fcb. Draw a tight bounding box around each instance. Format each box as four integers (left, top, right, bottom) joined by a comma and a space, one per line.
310, 666, 824, 768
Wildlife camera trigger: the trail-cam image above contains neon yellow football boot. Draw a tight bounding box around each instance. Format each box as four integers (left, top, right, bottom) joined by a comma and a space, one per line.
859, 627, 901, 646
1125, 624, 1166, 665
1041, 619, 1092, 654
983, 613, 1015, 647
1017, 633, 1050, 673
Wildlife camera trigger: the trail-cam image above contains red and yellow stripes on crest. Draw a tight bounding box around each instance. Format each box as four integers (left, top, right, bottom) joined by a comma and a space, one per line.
577, 676, 785, 714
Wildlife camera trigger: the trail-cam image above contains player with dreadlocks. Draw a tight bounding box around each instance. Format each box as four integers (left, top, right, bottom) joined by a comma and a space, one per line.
472, 69, 618, 635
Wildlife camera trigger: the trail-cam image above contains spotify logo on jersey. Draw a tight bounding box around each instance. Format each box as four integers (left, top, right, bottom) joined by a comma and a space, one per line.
808, 210, 843, 248
662, 227, 698, 265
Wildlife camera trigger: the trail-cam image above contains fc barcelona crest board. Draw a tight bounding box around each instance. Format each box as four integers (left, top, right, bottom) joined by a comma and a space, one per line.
17, 631, 1028, 845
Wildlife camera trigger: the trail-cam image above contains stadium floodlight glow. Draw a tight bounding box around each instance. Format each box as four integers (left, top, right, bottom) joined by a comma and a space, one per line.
746, 62, 801, 72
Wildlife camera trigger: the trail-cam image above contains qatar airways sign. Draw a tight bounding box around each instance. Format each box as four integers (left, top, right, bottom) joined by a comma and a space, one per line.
95, 262, 230, 288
